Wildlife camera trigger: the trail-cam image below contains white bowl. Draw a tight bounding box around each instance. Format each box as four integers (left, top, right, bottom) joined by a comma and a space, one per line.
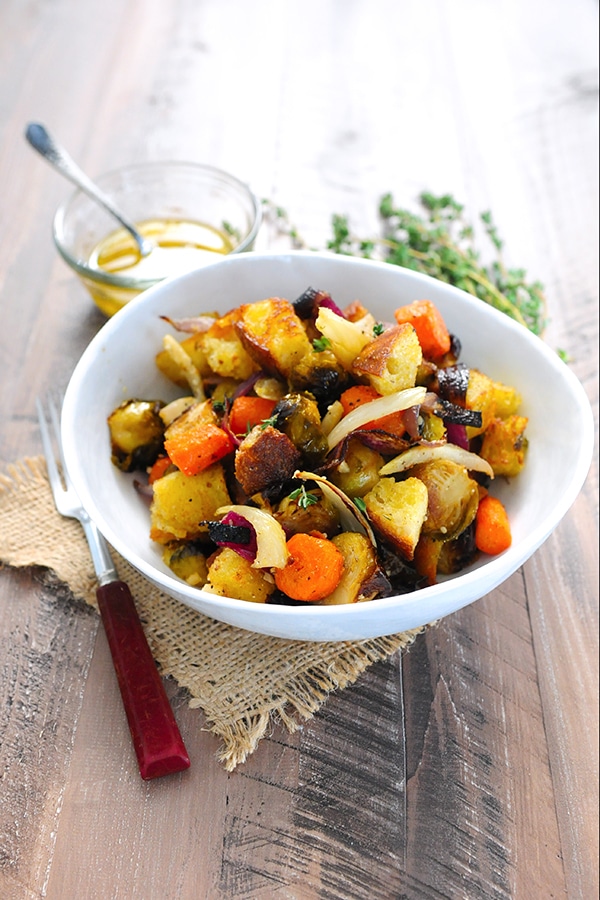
61, 251, 594, 641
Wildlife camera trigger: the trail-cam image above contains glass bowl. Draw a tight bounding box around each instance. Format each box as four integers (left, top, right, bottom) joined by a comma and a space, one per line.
53, 161, 262, 316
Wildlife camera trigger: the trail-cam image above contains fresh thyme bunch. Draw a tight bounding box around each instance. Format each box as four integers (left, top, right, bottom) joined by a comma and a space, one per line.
325, 192, 546, 336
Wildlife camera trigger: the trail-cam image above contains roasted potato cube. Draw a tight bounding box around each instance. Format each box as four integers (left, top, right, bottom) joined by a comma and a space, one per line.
465, 369, 498, 438
364, 476, 429, 560
108, 399, 165, 472
479, 415, 528, 477
351, 323, 422, 395
490, 379, 523, 418
202, 309, 259, 380
150, 464, 231, 543
162, 541, 208, 586
234, 424, 301, 496
236, 298, 313, 378
204, 548, 275, 603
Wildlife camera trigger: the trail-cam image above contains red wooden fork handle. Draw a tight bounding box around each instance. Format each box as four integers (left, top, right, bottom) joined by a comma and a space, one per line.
96, 580, 191, 780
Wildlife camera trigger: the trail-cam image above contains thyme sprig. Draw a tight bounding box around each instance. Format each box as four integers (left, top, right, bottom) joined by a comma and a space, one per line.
326, 192, 547, 336
262, 193, 547, 336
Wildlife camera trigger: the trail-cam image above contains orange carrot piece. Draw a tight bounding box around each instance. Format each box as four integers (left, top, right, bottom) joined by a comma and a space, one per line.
148, 455, 173, 484
394, 299, 451, 359
164, 423, 235, 476
339, 384, 406, 435
475, 495, 512, 555
339, 384, 381, 415
228, 396, 277, 435
274, 532, 345, 602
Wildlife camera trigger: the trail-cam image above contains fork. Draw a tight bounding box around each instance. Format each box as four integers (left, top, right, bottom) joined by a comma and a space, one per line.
37, 396, 190, 780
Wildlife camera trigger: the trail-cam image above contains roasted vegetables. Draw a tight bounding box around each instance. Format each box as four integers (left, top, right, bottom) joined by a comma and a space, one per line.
108, 288, 527, 605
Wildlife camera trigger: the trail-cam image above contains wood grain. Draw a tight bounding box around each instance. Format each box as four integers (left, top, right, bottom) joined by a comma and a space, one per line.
0, 0, 597, 897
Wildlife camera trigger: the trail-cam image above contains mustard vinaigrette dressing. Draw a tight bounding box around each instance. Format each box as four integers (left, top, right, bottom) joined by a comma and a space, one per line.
89, 218, 236, 280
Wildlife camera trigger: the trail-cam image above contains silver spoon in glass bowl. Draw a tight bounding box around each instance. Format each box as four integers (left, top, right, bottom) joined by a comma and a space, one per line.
25, 123, 154, 258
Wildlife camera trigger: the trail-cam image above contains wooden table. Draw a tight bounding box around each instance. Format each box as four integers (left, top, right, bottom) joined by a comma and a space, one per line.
1, 1, 597, 897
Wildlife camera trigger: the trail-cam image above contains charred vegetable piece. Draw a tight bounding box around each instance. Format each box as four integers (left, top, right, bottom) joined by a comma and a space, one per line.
292, 286, 338, 319
436, 363, 470, 404
108, 399, 166, 472
330, 437, 384, 498
206, 521, 253, 546
290, 348, 350, 404
273, 393, 329, 469
437, 523, 478, 574
162, 541, 208, 585
432, 398, 483, 428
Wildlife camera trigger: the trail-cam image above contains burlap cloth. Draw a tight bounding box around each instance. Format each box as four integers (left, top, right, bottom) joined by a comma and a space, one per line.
0, 456, 425, 770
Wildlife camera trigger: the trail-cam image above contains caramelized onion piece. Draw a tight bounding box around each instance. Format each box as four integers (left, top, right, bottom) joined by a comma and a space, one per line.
294, 471, 377, 546
215, 505, 288, 569
327, 387, 427, 450
379, 444, 494, 478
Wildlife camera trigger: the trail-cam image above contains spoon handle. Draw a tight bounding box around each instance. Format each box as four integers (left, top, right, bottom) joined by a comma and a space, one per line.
25, 123, 152, 257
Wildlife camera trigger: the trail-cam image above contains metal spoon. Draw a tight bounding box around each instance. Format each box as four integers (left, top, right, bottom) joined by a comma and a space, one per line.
25, 123, 153, 258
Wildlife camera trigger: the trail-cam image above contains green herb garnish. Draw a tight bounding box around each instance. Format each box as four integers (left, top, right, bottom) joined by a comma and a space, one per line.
313, 336, 332, 352
327, 192, 547, 336
353, 497, 367, 514
289, 485, 319, 509
373, 322, 385, 336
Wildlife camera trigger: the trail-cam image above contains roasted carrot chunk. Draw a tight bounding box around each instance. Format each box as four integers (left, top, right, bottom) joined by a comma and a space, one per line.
339, 384, 381, 415
148, 455, 173, 484
274, 532, 345, 602
164, 423, 235, 476
475, 495, 512, 555
228, 396, 277, 435
394, 299, 451, 359
339, 384, 406, 435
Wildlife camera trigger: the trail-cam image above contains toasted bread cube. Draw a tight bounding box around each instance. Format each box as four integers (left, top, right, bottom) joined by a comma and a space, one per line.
364, 476, 428, 560
236, 298, 313, 378
351, 324, 422, 395
150, 464, 231, 543
235, 424, 301, 496
202, 309, 259, 380
479, 415, 528, 477
204, 548, 275, 603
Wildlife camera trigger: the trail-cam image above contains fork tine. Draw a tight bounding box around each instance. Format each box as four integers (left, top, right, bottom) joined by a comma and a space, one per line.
36, 396, 63, 496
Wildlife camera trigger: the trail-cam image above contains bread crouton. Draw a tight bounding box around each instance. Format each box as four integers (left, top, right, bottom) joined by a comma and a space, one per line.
363, 476, 428, 560
234, 424, 301, 496
351, 324, 422, 395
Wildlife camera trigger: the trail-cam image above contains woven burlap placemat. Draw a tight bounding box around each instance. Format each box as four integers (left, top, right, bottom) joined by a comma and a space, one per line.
0, 456, 425, 770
